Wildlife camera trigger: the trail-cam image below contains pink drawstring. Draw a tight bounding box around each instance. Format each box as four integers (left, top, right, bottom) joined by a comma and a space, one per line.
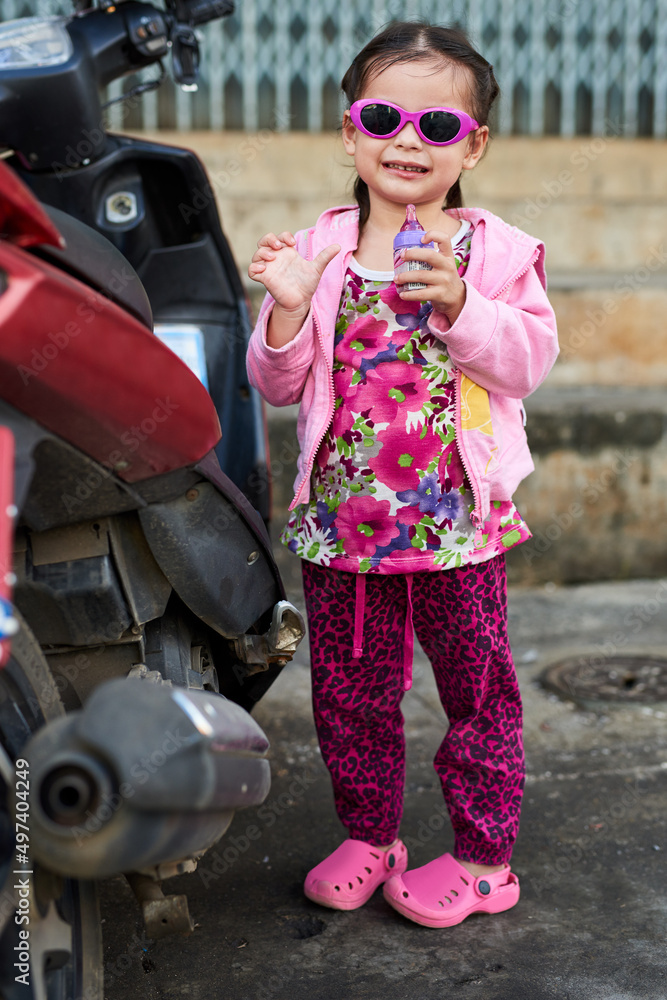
352, 573, 366, 659
403, 573, 414, 691
352, 572, 414, 691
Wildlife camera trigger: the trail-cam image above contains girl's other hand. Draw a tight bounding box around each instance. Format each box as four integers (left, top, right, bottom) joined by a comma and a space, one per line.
395, 230, 466, 324
249, 231, 340, 319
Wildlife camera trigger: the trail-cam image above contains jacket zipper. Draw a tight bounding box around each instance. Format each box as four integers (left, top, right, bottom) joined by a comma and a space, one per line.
452, 366, 482, 528
452, 243, 541, 527
290, 230, 336, 510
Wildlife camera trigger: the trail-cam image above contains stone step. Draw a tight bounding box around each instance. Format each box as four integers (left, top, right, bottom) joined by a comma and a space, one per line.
513, 385, 667, 584
547, 273, 667, 386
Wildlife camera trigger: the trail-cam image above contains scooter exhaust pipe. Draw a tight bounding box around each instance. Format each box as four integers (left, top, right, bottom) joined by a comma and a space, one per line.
21, 678, 271, 879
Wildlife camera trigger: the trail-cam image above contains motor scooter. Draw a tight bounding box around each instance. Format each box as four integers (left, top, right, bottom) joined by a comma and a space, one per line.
0, 5, 304, 997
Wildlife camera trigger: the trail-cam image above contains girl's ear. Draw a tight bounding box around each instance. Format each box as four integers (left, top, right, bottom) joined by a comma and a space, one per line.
342, 110, 357, 156
462, 125, 489, 171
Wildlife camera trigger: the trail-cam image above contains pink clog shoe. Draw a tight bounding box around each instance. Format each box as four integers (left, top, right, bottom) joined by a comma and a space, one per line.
304, 838, 408, 910
383, 852, 519, 927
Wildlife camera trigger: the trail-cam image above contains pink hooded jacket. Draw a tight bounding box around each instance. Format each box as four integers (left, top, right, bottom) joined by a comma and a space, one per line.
246, 205, 559, 527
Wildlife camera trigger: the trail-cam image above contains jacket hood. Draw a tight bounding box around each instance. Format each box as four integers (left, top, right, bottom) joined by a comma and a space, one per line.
449, 207, 546, 297
307, 205, 360, 259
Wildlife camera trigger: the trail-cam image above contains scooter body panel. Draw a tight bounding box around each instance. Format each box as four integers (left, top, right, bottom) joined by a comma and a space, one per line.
0, 236, 222, 482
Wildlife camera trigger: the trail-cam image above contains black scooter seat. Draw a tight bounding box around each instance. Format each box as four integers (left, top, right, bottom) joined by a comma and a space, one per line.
30, 205, 153, 330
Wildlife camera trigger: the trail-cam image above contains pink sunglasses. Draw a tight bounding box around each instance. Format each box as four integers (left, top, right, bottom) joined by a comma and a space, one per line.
349, 99, 479, 146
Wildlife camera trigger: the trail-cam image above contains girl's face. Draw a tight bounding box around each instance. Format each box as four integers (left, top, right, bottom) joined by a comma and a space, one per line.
342, 58, 488, 219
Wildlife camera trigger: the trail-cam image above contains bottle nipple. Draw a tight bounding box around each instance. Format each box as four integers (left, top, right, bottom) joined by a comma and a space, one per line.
399, 203, 424, 232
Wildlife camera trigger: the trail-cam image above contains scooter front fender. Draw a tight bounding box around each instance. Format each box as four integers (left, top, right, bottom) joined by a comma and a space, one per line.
138, 457, 281, 640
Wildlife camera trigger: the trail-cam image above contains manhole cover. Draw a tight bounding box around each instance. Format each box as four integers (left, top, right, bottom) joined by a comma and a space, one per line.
541, 654, 667, 707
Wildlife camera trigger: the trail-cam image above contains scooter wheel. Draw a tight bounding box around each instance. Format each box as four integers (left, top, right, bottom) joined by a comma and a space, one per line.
0, 611, 103, 1000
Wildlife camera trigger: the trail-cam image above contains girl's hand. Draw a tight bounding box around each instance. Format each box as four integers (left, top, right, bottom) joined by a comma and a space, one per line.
249, 231, 340, 320
395, 229, 466, 323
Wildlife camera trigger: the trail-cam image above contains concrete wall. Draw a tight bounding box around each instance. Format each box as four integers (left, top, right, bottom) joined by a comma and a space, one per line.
145, 131, 667, 583
511, 387, 667, 585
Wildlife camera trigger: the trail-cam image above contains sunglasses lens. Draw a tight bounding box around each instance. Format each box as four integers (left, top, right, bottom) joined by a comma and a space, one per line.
359, 103, 401, 136
420, 111, 461, 143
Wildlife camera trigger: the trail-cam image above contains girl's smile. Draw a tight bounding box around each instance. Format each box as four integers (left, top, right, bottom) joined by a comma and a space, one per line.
382, 160, 429, 176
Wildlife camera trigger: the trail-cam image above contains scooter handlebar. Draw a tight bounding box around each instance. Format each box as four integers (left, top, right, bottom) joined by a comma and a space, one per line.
166, 0, 235, 27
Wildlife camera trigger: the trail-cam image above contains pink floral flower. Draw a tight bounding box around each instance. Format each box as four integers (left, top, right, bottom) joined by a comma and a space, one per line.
438, 442, 466, 492
317, 397, 358, 468
379, 283, 420, 322
395, 504, 424, 525
336, 316, 389, 367
334, 495, 399, 559
328, 399, 356, 440
368, 423, 443, 491
350, 360, 430, 423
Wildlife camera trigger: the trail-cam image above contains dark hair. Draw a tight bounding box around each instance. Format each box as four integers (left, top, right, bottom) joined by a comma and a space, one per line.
341, 22, 499, 230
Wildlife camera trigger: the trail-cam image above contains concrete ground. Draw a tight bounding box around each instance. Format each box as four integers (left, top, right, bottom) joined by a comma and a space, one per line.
101, 563, 667, 1000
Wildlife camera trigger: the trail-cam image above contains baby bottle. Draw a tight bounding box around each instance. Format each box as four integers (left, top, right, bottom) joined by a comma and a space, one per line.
393, 204, 436, 291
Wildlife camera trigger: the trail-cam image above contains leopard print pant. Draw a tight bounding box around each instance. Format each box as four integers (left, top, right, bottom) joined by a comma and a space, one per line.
302, 555, 524, 865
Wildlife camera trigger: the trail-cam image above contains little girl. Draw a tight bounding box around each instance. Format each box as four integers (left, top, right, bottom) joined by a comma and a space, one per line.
247, 22, 558, 928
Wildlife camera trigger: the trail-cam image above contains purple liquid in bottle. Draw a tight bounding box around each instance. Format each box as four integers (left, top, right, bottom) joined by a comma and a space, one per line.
393, 204, 435, 291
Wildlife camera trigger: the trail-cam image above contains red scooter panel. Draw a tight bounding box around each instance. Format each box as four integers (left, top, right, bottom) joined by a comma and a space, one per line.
0, 241, 222, 482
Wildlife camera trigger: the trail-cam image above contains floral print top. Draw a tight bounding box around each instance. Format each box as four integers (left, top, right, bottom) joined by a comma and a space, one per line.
282, 221, 531, 573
